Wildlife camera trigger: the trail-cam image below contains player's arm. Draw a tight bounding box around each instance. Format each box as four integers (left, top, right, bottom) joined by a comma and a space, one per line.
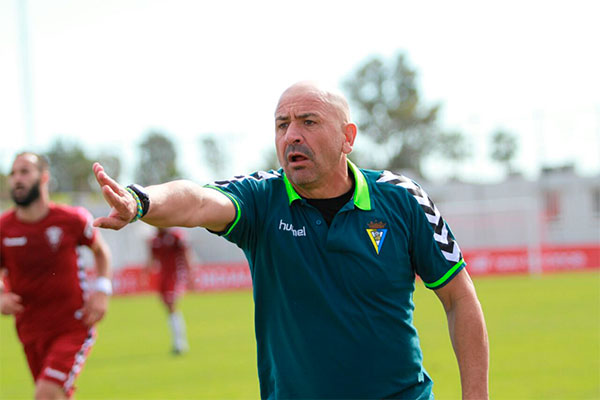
0, 268, 24, 315
82, 232, 112, 326
434, 269, 489, 400
91, 231, 111, 281
93, 162, 235, 231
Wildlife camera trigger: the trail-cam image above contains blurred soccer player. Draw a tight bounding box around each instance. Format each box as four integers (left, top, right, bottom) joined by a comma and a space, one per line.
147, 227, 192, 354
92, 82, 489, 399
0, 152, 112, 400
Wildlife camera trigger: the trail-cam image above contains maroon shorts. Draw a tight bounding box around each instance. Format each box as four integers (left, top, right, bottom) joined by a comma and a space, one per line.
21, 327, 96, 398
159, 275, 184, 306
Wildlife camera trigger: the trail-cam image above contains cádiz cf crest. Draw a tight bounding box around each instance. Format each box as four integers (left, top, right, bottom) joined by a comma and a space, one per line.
366, 220, 388, 255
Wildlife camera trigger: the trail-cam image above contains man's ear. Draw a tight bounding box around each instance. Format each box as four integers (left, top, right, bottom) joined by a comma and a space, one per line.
342, 123, 357, 154
40, 170, 50, 185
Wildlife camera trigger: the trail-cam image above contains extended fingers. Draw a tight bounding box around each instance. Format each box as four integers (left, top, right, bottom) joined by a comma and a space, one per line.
93, 216, 129, 230
94, 162, 124, 195
102, 184, 135, 215
93, 162, 135, 230
101, 185, 129, 210
93, 162, 107, 187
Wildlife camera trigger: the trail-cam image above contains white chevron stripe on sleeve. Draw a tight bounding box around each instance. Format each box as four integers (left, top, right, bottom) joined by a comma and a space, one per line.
434, 224, 450, 245
377, 170, 462, 264
442, 242, 462, 262
212, 170, 281, 187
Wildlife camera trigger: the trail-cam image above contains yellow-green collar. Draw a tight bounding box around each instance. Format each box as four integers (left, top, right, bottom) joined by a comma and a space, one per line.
282, 160, 371, 210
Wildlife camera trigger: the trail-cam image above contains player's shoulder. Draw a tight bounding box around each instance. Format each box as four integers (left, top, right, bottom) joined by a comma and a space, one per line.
363, 168, 422, 194
0, 208, 17, 226
49, 203, 82, 215
0, 208, 16, 220
361, 168, 436, 212
210, 169, 283, 190
49, 203, 93, 222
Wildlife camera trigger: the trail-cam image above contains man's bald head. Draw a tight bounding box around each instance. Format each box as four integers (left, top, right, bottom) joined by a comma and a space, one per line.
276, 81, 352, 126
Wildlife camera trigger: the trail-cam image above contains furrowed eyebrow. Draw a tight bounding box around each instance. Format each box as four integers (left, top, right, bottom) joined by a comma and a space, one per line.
276, 112, 319, 121
297, 113, 319, 119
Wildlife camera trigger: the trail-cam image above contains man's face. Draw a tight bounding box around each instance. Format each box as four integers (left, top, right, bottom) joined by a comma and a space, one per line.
9, 155, 43, 207
275, 89, 347, 189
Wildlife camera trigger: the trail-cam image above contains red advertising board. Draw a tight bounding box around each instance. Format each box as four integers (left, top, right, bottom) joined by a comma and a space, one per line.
539, 244, 600, 273
101, 244, 599, 295
108, 262, 252, 295
463, 243, 600, 276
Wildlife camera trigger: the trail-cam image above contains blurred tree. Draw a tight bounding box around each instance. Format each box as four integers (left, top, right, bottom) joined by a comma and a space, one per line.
343, 53, 467, 177
435, 130, 472, 180
45, 139, 94, 192
490, 129, 519, 176
199, 134, 227, 179
136, 131, 182, 186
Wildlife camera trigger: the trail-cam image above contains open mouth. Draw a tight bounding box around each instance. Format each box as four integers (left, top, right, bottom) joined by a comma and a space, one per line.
284, 144, 313, 167
289, 154, 307, 163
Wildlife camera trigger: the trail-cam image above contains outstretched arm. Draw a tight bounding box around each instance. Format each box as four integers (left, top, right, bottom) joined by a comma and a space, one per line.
92, 162, 236, 231
434, 269, 489, 400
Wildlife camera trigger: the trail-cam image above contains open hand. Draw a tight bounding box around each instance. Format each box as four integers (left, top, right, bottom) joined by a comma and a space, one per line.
93, 162, 136, 230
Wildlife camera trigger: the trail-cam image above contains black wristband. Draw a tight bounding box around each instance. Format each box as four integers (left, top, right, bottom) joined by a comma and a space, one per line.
126, 184, 150, 218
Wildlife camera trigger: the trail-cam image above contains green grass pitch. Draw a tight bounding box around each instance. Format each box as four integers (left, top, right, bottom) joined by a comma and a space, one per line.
1, 270, 598, 399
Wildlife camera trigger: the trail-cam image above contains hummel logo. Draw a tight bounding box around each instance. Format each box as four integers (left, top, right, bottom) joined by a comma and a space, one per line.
278, 219, 307, 237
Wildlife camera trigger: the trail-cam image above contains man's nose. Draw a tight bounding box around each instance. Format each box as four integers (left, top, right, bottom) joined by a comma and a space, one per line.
285, 122, 303, 144
10, 173, 22, 183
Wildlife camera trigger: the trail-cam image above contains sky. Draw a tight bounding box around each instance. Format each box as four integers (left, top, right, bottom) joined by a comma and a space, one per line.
1, 0, 599, 184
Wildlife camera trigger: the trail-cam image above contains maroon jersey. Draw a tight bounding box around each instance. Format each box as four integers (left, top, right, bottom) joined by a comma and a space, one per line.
0, 204, 97, 342
150, 229, 188, 285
